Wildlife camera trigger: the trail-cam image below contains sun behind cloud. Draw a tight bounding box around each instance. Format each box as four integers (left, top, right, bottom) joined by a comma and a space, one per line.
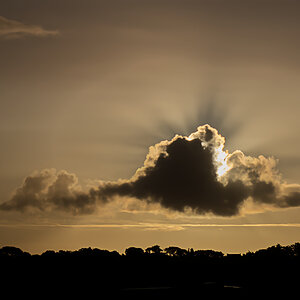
1, 124, 300, 218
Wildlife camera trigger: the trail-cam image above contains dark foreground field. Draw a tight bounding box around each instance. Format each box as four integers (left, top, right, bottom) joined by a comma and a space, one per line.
1, 243, 299, 298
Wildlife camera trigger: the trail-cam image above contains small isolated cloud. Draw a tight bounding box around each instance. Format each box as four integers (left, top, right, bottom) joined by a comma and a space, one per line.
0, 169, 97, 215
0, 16, 59, 39
1, 124, 300, 216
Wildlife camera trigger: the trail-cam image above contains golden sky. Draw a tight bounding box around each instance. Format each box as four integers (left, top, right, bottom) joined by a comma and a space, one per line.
0, 0, 300, 254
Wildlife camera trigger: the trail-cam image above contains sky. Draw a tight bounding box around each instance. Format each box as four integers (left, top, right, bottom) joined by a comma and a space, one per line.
0, 0, 300, 254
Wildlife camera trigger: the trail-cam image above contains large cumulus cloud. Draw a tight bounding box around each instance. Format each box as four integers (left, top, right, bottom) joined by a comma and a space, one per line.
1, 124, 300, 216
99, 136, 248, 216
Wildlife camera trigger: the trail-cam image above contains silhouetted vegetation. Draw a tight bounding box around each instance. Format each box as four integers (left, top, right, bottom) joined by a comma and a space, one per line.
1, 243, 299, 298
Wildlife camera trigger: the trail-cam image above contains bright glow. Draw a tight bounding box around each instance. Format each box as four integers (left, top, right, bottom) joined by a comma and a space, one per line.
214, 146, 230, 177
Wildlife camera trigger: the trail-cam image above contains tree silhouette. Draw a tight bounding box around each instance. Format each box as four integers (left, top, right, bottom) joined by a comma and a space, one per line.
145, 245, 163, 254
125, 247, 144, 257
0, 246, 30, 257
194, 249, 224, 259
0, 242, 299, 297
291, 242, 300, 256
164, 246, 187, 257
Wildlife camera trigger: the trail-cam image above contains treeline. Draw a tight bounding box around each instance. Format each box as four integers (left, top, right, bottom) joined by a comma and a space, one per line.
1, 242, 300, 259
1, 242, 299, 297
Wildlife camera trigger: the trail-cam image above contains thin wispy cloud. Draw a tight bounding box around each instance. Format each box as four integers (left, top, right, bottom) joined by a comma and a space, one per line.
1, 223, 300, 231
0, 16, 59, 38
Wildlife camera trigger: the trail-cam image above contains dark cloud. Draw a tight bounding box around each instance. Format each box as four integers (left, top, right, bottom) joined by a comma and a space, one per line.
98, 137, 249, 216
97, 125, 300, 216
1, 124, 300, 216
278, 192, 300, 208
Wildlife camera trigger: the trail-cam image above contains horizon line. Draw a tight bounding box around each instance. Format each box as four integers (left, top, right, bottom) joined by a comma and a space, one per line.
1, 223, 300, 229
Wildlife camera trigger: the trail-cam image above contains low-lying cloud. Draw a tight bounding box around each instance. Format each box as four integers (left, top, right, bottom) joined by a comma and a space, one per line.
1, 125, 300, 216
0, 16, 58, 38
0, 169, 97, 215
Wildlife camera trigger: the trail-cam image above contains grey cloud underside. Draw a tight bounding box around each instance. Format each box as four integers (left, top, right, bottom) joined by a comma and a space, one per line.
0, 170, 97, 215
1, 125, 300, 216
